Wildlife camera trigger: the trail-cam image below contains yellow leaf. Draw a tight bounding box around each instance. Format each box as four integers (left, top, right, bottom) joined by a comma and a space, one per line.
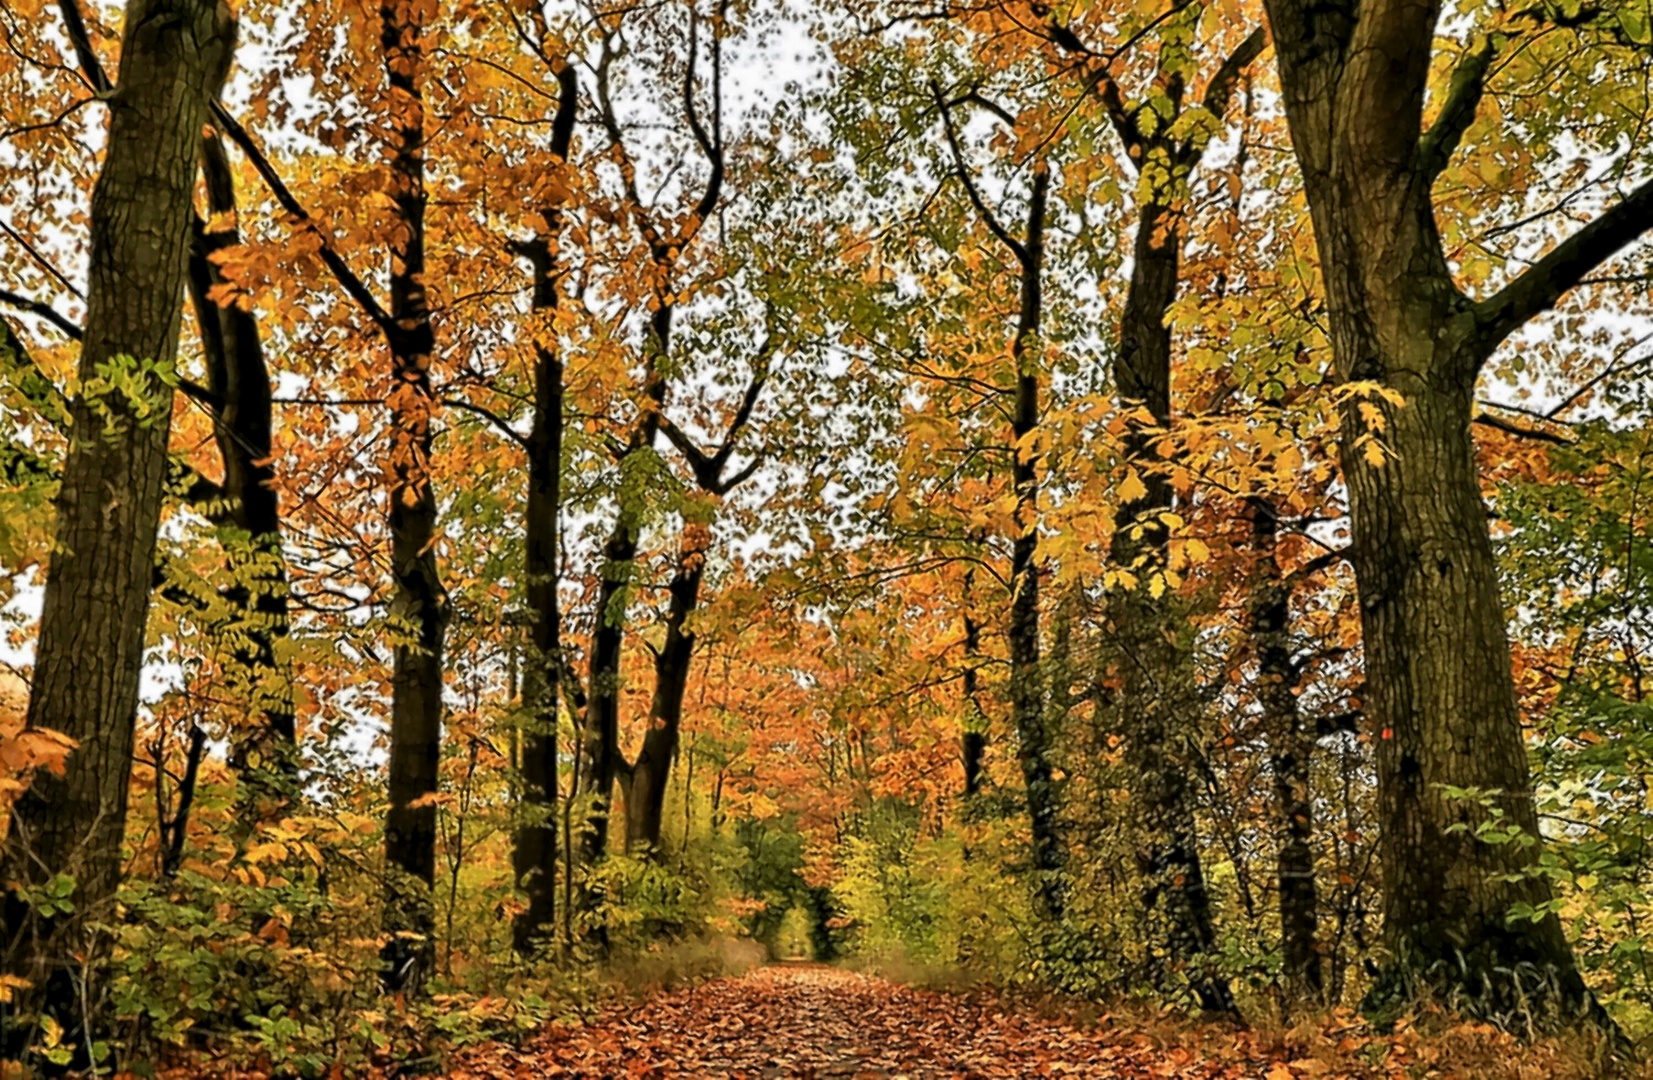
1118, 469, 1148, 504
0, 974, 29, 1004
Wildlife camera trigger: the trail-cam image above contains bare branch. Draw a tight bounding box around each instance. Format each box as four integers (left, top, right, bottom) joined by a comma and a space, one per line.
682, 0, 727, 235
0, 313, 72, 424
1037, 11, 1142, 153
1545, 330, 1653, 418
1471, 407, 1576, 445
55, 0, 111, 93
956, 89, 1017, 129
0, 312, 228, 510
714, 454, 761, 494
933, 80, 1027, 267
710, 335, 774, 468
657, 411, 717, 486
0, 218, 82, 299
442, 396, 530, 450
0, 289, 81, 340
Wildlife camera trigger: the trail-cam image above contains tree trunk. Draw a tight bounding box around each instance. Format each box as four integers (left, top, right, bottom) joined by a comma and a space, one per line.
582, 521, 638, 869
1342, 330, 1588, 1015
187, 133, 297, 812
934, 105, 1060, 906
1257, 0, 1637, 1018
510, 62, 577, 958
961, 572, 986, 799
1246, 497, 1324, 1005
624, 532, 707, 853
577, 304, 671, 937
0, 0, 235, 1040
992, 168, 1066, 923
378, 0, 446, 993
510, 295, 564, 957
1109, 196, 1234, 1015
1053, 25, 1262, 1009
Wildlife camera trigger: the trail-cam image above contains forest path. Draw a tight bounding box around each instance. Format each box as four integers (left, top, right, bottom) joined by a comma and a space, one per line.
456, 964, 1260, 1078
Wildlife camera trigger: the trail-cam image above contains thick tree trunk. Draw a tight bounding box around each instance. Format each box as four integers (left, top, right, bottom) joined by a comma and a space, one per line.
0, 0, 235, 1038
1259, 0, 1611, 1017
187, 134, 296, 811
510, 64, 577, 957
1340, 330, 1588, 1015
1110, 198, 1234, 1015
378, 0, 446, 993
1246, 498, 1324, 1005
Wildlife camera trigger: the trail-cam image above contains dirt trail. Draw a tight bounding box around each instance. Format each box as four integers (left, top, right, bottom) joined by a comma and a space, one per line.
458, 964, 1244, 1078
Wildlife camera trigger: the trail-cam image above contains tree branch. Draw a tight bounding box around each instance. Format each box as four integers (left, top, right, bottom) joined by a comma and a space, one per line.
0, 219, 82, 300
1475, 176, 1653, 353
55, 0, 112, 94
1471, 404, 1576, 445
590, 27, 670, 264
1418, 35, 1496, 181
933, 80, 1027, 267
210, 104, 395, 335
0, 313, 227, 510
714, 455, 761, 494
1283, 546, 1350, 586
657, 411, 717, 488
683, 0, 726, 228
709, 337, 774, 470
1202, 26, 1267, 123
0, 290, 82, 341
0, 312, 72, 424
1037, 12, 1142, 154
443, 396, 529, 450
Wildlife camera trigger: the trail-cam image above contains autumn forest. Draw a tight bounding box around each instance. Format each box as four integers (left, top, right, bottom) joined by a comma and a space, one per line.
0, 0, 1649, 1073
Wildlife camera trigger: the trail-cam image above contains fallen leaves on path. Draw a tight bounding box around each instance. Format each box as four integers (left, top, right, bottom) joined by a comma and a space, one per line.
450, 964, 1586, 1079
457, 965, 1179, 1078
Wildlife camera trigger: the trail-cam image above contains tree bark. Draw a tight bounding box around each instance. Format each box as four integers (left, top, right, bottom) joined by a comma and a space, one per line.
186, 134, 296, 811
1038, 21, 1262, 1013
0, 0, 235, 1039
1259, 0, 1653, 1020
961, 569, 986, 799
510, 61, 577, 958
624, 529, 708, 852
1005, 240, 1065, 922
1246, 498, 1324, 1005
577, 304, 671, 939
378, 0, 447, 994
937, 89, 1064, 920
1108, 194, 1233, 1015
574, 13, 727, 932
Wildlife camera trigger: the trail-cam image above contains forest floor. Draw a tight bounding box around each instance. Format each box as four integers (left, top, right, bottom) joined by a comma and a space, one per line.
453, 963, 1218, 1077
445, 963, 1593, 1078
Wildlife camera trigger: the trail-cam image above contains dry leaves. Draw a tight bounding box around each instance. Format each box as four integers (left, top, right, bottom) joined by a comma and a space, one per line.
450, 966, 1410, 1079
